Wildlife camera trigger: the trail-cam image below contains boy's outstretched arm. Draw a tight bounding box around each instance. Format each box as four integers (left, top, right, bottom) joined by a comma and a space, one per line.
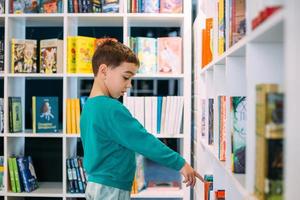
105, 101, 204, 187
180, 162, 204, 187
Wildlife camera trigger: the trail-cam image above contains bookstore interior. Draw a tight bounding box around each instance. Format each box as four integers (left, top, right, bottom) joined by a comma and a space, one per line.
0, 0, 299, 200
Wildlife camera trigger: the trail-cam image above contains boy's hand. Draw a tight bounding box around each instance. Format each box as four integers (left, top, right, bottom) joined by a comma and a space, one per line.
180, 162, 204, 187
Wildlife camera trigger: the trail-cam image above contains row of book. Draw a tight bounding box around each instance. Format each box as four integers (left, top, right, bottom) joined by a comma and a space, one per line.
66, 157, 87, 193
9, 96, 59, 133
10, 0, 63, 14
200, 0, 246, 67
8, 156, 38, 193
11, 38, 63, 74
199, 96, 246, 173
128, 0, 182, 13
129, 37, 182, 74
66, 97, 87, 134
123, 96, 184, 136
68, 0, 119, 13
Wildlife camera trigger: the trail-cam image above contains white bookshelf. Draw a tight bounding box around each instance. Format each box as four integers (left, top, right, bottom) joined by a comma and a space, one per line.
0, 0, 192, 199
193, 0, 291, 199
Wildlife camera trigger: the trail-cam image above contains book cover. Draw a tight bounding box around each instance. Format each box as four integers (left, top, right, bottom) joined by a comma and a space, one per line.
137, 37, 157, 74
11, 39, 37, 73
24, 0, 40, 13
9, 97, 22, 133
160, 0, 182, 13
40, 0, 58, 13
67, 36, 76, 73
218, 0, 225, 55
16, 156, 38, 192
101, 0, 119, 13
75, 36, 95, 74
92, 0, 102, 13
32, 96, 59, 133
12, 157, 22, 192
231, 96, 246, 174
144, 0, 159, 13
8, 157, 16, 192
40, 39, 63, 73
157, 37, 182, 74
12, 0, 25, 14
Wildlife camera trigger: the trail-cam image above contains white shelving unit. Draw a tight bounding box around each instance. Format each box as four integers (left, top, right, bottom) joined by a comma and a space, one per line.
192, 0, 294, 199
0, 0, 192, 199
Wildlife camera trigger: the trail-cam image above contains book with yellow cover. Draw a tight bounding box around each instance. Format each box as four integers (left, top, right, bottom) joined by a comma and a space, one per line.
74, 36, 95, 74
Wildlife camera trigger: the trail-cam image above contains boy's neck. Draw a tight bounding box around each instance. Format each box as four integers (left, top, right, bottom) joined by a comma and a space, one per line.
89, 77, 109, 98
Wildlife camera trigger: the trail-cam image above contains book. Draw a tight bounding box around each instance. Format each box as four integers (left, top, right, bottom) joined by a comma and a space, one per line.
137, 37, 157, 74
101, 0, 119, 13
157, 37, 182, 74
0, 0, 4, 14
144, 0, 159, 13
32, 96, 59, 133
8, 157, 17, 192
231, 0, 246, 46
208, 98, 214, 144
160, 0, 182, 13
0, 40, 4, 71
231, 96, 246, 174
218, 96, 226, 161
75, 36, 95, 73
9, 97, 22, 133
40, 39, 63, 73
16, 156, 38, 192
218, 0, 225, 55
11, 39, 37, 73
0, 156, 3, 190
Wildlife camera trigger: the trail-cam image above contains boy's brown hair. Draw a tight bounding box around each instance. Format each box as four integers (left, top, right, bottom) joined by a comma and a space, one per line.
92, 40, 140, 76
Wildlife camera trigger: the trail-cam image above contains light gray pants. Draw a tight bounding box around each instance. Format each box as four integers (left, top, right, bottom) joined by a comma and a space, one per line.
85, 182, 131, 200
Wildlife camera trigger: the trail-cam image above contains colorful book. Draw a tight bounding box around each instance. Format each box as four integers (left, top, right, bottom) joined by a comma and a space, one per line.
231, 0, 246, 46
137, 37, 157, 74
11, 39, 37, 73
101, 0, 119, 13
218, 0, 226, 55
75, 36, 95, 74
144, 0, 159, 13
40, 39, 63, 74
218, 96, 226, 161
157, 37, 182, 74
160, 0, 182, 13
32, 96, 59, 133
231, 96, 246, 173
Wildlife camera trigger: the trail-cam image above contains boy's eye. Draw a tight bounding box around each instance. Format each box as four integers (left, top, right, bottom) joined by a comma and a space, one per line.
123, 76, 130, 80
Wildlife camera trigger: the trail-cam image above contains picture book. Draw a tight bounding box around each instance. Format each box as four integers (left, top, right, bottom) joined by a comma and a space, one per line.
157, 37, 182, 74
40, 39, 63, 73
32, 96, 59, 133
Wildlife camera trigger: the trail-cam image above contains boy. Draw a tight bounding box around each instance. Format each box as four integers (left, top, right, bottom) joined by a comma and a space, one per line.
80, 40, 203, 200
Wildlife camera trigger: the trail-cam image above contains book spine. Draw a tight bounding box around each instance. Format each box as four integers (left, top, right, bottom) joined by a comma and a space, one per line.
8, 157, 16, 192
32, 96, 36, 133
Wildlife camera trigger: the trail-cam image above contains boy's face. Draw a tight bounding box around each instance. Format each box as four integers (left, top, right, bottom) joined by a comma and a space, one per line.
104, 62, 138, 99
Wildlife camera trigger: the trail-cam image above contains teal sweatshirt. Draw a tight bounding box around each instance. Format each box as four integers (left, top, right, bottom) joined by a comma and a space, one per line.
80, 96, 185, 191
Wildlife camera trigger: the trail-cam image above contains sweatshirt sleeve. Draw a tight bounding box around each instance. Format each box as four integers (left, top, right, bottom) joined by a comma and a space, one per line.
105, 100, 185, 171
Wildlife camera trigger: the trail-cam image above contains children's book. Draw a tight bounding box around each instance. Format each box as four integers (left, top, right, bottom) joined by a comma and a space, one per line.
40, 39, 63, 73
16, 156, 38, 192
160, 0, 182, 13
157, 37, 182, 74
9, 97, 22, 133
137, 37, 157, 74
32, 96, 59, 133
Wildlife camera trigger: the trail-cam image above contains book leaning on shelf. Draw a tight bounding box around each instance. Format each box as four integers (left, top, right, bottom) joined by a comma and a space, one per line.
40, 39, 63, 74
8, 97, 22, 133
68, 0, 119, 13
11, 39, 37, 73
8, 156, 38, 193
32, 96, 59, 133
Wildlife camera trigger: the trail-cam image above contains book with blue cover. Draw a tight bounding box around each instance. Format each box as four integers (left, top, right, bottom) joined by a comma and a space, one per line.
32, 96, 59, 133
16, 156, 38, 192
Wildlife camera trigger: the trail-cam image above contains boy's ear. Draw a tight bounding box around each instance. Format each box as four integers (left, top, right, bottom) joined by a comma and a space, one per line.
98, 64, 108, 77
